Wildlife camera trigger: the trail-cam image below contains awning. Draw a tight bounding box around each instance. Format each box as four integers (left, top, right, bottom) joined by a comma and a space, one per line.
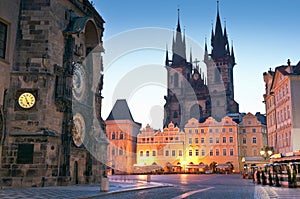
216, 164, 229, 169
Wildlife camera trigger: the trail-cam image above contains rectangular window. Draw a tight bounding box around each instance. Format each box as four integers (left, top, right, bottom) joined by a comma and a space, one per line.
201, 138, 205, 143
230, 149, 234, 156
216, 149, 219, 156
209, 137, 213, 144
201, 149, 205, 156
172, 150, 176, 156
152, 151, 156, 156
222, 149, 227, 156
252, 137, 257, 144
146, 151, 150, 157
222, 137, 226, 143
0, 21, 7, 59
209, 149, 213, 156
189, 138, 192, 144
222, 128, 226, 132
178, 150, 183, 156
165, 150, 169, 156
243, 137, 246, 144
215, 128, 219, 133
195, 138, 199, 144
189, 150, 192, 156
195, 129, 198, 134
201, 129, 204, 133
229, 128, 233, 132
252, 128, 256, 133
242, 129, 246, 133
112, 148, 115, 156
216, 137, 219, 143
229, 137, 233, 143
195, 149, 199, 156
209, 129, 212, 133
120, 133, 124, 139
189, 129, 192, 134
17, 144, 34, 164
140, 151, 143, 157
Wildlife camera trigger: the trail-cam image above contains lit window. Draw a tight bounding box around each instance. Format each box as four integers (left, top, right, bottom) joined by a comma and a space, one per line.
195, 149, 199, 156
0, 21, 7, 59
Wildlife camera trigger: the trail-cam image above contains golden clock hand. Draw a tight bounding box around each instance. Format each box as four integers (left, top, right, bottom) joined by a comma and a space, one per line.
25, 96, 30, 105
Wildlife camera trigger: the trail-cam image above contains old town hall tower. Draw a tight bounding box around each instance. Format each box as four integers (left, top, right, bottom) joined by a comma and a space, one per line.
164, 3, 239, 128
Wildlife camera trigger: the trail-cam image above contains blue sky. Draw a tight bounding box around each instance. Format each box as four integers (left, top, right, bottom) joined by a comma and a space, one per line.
94, 0, 300, 129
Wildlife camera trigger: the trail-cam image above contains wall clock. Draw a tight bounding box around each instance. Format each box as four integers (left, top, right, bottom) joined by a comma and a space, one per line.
72, 113, 86, 147
18, 92, 36, 109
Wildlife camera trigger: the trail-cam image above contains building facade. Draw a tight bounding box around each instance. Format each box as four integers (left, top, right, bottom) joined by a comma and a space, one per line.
263, 61, 300, 154
164, 3, 238, 128
0, 0, 107, 187
105, 99, 141, 174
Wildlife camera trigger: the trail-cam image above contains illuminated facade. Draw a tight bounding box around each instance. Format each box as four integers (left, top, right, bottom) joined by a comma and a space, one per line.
263, 61, 300, 154
105, 99, 141, 174
136, 123, 185, 172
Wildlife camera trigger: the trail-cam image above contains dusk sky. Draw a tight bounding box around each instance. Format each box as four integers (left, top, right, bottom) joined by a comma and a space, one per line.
94, 0, 300, 129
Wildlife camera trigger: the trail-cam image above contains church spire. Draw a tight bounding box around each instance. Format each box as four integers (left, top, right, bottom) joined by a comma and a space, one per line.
176, 8, 181, 33
231, 40, 236, 66
190, 47, 193, 64
204, 37, 209, 63
211, 0, 227, 60
165, 44, 169, 66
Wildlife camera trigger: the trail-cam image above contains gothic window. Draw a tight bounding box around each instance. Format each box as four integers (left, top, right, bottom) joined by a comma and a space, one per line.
174, 73, 179, 87
17, 144, 34, 164
214, 67, 221, 83
0, 21, 7, 59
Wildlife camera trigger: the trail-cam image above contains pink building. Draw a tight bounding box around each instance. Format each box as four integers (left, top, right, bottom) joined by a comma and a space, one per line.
263, 60, 300, 154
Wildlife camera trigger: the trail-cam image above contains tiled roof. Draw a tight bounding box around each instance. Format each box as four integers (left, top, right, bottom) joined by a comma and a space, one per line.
106, 99, 135, 121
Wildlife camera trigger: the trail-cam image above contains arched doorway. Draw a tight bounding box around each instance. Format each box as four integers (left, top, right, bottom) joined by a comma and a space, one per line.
74, 161, 79, 184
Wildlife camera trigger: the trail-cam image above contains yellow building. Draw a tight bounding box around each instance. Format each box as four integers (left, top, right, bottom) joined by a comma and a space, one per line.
136, 123, 185, 173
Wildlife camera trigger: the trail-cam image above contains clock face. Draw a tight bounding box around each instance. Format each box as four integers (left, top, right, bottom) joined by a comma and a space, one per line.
72, 63, 86, 101
18, 92, 36, 109
72, 113, 86, 147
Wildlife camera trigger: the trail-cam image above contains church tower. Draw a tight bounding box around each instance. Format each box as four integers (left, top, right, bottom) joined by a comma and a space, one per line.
164, 10, 210, 129
204, 2, 239, 120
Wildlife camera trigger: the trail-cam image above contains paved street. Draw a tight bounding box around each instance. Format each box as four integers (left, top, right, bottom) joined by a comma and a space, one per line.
0, 174, 300, 198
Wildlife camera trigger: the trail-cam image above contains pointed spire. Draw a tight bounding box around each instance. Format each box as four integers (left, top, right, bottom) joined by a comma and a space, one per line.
176, 8, 181, 33
210, 23, 214, 47
204, 37, 209, 63
231, 40, 236, 66
165, 44, 169, 66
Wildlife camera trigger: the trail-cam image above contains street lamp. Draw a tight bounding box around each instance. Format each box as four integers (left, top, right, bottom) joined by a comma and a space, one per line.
260, 146, 274, 160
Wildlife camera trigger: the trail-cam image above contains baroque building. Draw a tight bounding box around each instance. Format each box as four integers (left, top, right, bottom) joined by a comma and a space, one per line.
164, 3, 238, 129
105, 99, 141, 174
263, 60, 300, 154
0, 0, 107, 187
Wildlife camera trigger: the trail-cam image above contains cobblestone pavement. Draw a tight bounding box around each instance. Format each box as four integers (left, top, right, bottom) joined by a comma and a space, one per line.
0, 180, 170, 199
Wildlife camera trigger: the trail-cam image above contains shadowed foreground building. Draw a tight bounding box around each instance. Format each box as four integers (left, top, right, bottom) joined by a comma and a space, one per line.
0, 0, 107, 187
